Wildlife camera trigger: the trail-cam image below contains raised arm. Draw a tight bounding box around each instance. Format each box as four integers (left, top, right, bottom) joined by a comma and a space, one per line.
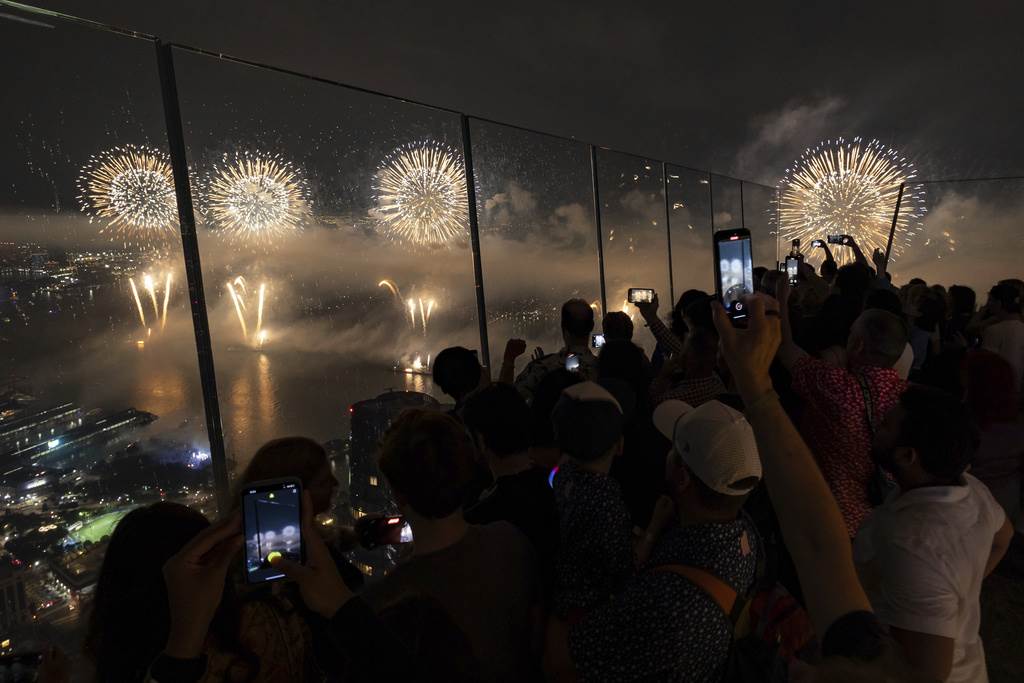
774, 277, 808, 370
635, 293, 685, 359
712, 295, 872, 636
845, 235, 870, 270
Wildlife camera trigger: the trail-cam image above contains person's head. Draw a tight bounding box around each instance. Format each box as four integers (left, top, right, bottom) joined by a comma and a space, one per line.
819, 258, 838, 284
963, 350, 1018, 429
864, 289, 903, 317
813, 293, 863, 351
598, 339, 650, 399
835, 263, 873, 303
760, 269, 784, 297
846, 309, 908, 369
653, 400, 761, 521
561, 298, 595, 346
671, 289, 709, 340
432, 347, 482, 402
550, 382, 624, 466
914, 289, 947, 332
378, 409, 478, 520
988, 282, 1022, 315
899, 282, 928, 318
871, 385, 979, 489
999, 278, 1024, 303
601, 311, 634, 342
242, 437, 337, 514
462, 383, 531, 464
682, 295, 715, 336
908, 277, 927, 287
948, 285, 976, 318
85, 503, 247, 681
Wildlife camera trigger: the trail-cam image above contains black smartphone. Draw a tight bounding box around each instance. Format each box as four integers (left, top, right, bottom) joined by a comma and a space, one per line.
356, 515, 413, 549
241, 478, 303, 584
713, 228, 754, 322
627, 288, 655, 304
591, 333, 606, 349
811, 239, 825, 248
785, 256, 799, 286
827, 234, 850, 245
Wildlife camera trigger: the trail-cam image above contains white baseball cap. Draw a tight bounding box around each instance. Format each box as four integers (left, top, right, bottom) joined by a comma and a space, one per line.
653, 399, 762, 495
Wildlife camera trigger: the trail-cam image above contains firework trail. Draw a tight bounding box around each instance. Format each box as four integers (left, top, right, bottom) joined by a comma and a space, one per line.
256, 283, 266, 337
128, 278, 147, 327
227, 280, 249, 339
776, 137, 926, 266
199, 150, 311, 247
77, 144, 178, 246
373, 141, 469, 248
143, 273, 160, 321
378, 279, 402, 302
226, 276, 270, 345
161, 272, 172, 330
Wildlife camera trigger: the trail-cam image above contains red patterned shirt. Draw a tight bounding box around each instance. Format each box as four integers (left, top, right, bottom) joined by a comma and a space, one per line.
791, 356, 907, 537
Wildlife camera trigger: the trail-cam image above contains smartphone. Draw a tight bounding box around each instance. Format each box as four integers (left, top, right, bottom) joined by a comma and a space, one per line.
241, 478, 303, 584
591, 333, 606, 349
785, 256, 799, 286
356, 515, 413, 549
713, 228, 754, 322
811, 239, 825, 249
827, 234, 851, 245
627, 288, 655, 304
565, 353, 581, 372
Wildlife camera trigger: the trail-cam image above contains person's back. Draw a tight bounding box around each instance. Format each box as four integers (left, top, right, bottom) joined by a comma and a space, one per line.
855, 385, 1013, 682
549, 383, 634, 617
462, 383, 559, 580
361, 409, 541, 682
515, 298, 598, 402
790, 309, 909, 535
363, 522, 538, 682
980, 283, 1024, 390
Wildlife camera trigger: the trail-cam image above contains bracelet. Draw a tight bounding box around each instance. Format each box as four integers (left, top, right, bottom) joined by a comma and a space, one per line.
744, 389, 780, 415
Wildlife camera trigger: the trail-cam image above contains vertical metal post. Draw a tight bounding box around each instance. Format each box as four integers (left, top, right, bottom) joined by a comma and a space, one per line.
662, 162, 674, 304
155, 42, 230, 512
708, 173, 716, 232
739, 180, 746, 228
460, 115, 491, 369
590, 146, 608, 315
884, 183, 905, 268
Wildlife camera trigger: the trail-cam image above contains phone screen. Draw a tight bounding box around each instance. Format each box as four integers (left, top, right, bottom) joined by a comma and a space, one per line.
714, 229, 754, 320
786, 257, 799, 283
565, 354, 581, 372
627, 288, 655, 304
242, 479, 302, 584
591, 333, 606, 349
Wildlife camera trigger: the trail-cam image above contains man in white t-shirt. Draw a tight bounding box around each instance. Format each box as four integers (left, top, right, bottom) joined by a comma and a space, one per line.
979, 283, 1024, 391
855, 385, 1014, 682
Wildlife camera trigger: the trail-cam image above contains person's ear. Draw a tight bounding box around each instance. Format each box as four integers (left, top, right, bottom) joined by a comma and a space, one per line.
893, 446, 916, 470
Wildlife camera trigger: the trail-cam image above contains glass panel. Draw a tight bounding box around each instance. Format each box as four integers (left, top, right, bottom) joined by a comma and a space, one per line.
666, 167, 713, 298
0, 10, 211, 654
172, 50, 479, 577
710, 174, 743, 231
596, 150, 671, 353
742, 182, 780, 268
892, 179, 1024, 293
471, 121, 600, 367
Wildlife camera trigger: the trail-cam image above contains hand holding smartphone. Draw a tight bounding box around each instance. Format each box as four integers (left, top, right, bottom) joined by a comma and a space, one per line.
242, 478, 304, 584
591, 333, 606, 349
785, 256, 799, 286
713, 228, 754, 323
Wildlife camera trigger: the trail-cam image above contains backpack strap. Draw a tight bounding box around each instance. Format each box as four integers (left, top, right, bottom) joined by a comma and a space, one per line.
652, 564, 745, 624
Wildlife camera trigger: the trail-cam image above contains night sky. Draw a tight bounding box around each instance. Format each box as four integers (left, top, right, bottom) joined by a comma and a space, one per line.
19, 0, 1024, 184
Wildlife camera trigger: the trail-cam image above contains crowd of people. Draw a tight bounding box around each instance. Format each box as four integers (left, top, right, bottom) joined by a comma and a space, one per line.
52, 246, 1023, 682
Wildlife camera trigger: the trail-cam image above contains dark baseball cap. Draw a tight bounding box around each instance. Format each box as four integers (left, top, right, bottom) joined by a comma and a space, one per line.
551, 381, 624, 462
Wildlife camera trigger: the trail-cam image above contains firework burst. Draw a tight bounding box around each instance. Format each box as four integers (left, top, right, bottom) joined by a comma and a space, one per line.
77, 144, 178, 245
776, 137, 926, 265
373, 141, 469, 248
200, 151, 311, 247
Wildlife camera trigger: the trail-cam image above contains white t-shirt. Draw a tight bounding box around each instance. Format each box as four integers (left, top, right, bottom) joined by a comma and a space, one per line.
982, 319, 1024, 390
893, 342, 914, 381
854, 474, 1006, 683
